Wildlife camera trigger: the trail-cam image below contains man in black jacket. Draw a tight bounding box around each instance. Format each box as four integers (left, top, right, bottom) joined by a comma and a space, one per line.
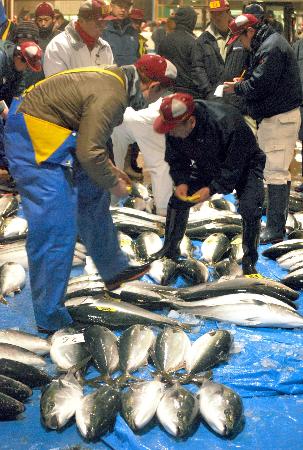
151, 92, 265, 275
224, 14, 302, 244
158, 6, 197, 95
191, 0, 249, 120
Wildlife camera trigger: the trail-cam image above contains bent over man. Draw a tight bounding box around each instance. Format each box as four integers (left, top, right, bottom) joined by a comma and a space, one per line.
152, 93, 265, 276
5, 55, 177, 333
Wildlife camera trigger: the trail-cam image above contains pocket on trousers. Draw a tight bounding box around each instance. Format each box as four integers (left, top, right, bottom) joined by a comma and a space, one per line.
264, 146, 286, 172
277, 111, 299, 139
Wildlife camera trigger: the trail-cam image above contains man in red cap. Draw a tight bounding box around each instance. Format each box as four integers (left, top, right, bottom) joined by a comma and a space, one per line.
5, 54, 177, 333
35, 1, 60, 51
191, 0, 252, 127
0, 40, 42, 169
224, 13, 302, 244
130, 8, 147, 57
44, 0, 114, 77
151, 92, 266, 276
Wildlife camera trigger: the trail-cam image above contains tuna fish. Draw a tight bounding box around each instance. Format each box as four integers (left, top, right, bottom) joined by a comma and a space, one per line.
0, 391, 24, 420
282, 268, 303, 290
83, 325, 119, 377
40, 372, 83, 430
262, 239, 303, 260
198, 380, 243, 436
153, 327, 191, 374
0, 374, 32, 401
76, 385, 120, 440
156, 384, 199, 437
119, 325, 155, 375
0, 329, 50, 355
50, 327, 90, 371
0, 195, 19, 218
201, 233, 231, 264
0, 262, 26, 303
0, 343, 46, 366
177, 258, 209, 284
180, 301, 303, 328
68, 298, 191, 329
121, 380, 165, 431
135, 232, 163, 260
0, 216, 28, 241
186, 330, 232, 374
0, 358, 51, 388
148, 258, 178, 285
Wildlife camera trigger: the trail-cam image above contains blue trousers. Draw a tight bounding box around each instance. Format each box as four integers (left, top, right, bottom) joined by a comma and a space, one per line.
5, 110, 128, 331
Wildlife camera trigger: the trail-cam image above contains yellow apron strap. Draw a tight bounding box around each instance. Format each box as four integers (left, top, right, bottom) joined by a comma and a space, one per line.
1, 20, 11, 41
22, 67, 126, 96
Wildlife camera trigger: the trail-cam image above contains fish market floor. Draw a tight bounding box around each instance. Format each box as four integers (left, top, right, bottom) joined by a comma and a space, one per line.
1, 245, 303, 450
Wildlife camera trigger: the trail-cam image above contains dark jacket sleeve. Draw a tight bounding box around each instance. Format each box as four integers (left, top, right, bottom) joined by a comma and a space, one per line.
165, 136, 193, 186
191, 40, 213, 99
208, 119, 256, 194
235, 46, 284, 100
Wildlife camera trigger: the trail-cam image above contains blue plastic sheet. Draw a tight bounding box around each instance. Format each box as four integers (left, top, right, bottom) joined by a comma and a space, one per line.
1, 196, 303, 448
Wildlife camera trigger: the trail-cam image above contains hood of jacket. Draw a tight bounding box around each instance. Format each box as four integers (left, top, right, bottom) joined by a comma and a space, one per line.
174, 7, 197, 33
250, 23, 276, 53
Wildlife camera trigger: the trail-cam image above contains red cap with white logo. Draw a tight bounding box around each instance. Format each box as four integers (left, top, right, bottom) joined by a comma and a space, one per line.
227, 13, 260, 45
18, 41, 43, 72
135, 54, 177, 86
153, 93, 195, 134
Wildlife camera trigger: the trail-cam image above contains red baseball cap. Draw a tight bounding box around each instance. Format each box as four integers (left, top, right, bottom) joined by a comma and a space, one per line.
209, 0, 230, 12
227, 13, 260, 45
18, 41, 43, 72
130, 8, 145, 21
153, 93, 195, 134
78, 0, 113, 22
135, 54, 177, 86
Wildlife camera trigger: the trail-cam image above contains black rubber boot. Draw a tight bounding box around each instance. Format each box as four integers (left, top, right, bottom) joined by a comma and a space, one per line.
260, 184, 289, 244
242, 219, 261, 275
151, 205, 190, 260
284, 180, 291, 233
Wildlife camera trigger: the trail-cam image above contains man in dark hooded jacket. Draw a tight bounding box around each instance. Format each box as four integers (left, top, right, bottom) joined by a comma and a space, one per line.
158, 7, 197, 95
191, 0, 249, 119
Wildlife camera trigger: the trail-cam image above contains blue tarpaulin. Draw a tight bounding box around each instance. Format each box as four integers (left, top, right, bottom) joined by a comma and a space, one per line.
0, 196, 303, 449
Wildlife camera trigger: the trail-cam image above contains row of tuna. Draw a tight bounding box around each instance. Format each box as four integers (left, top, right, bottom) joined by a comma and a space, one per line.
64, 273, 303, 329
0, 326, 243, 441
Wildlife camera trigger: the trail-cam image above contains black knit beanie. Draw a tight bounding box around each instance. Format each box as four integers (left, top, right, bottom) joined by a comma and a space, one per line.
13, 20, 40, 43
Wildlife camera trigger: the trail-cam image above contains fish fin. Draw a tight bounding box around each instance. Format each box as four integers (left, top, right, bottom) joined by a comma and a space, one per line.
69, 355, 91, 375
0, 295, 7, 304
245, 317, 261, 324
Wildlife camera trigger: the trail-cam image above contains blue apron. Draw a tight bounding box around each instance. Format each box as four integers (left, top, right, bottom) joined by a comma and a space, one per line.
4, 97, 128, 331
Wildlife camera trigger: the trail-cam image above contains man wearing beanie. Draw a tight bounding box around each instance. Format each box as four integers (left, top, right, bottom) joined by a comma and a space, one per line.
35, 1, 60, 51
44, 0, 114, 76
11, 20, 43, 88
0, 40, 42, 168
12, 20, 39, 44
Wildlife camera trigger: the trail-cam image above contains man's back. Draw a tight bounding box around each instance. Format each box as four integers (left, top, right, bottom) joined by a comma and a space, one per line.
158, 7, 197, 95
